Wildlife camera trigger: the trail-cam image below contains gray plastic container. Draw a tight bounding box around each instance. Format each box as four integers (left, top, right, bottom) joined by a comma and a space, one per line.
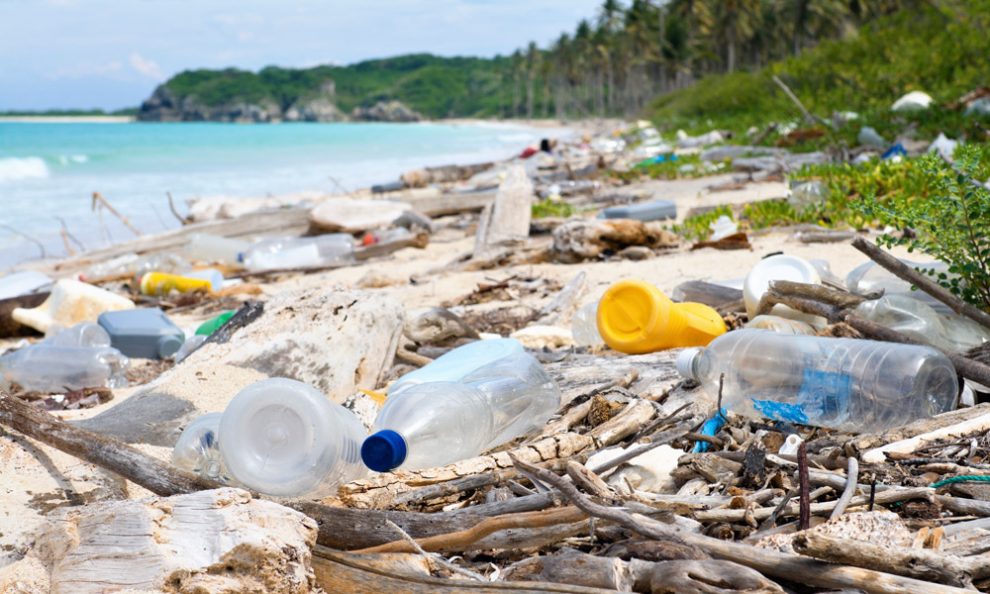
598, 200, 677, 221
98, 308, 185, 359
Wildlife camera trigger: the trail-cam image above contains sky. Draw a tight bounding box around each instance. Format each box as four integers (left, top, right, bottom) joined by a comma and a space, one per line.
0, 0, 603, 111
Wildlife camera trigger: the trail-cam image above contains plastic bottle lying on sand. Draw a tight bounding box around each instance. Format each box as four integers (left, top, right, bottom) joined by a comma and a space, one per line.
362, 349, 561, 472
139, 271, 217, 296
595, 279, 726, 354
11, 279, 135, 335
387, 338, 524, 396
240, 234, 355, 272
184, 233, 250, 265
676, 329, 958, 433
0, 343, 129, 393
43, 322, 112, 348
172, 378, 367, 497
81, 253, 190, 282
571, 301, 605, 347
854, 294, 990, 353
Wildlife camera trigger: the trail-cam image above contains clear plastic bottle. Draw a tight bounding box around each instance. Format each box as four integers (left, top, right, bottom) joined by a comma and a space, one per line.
363, 351, 561, 472
171, 413, 230, 483
240, 234, 355, 272
387, 338, 524, 396
0, 344, 129, 393
571, 301, 605, 347
854, 295, 990, 353
43, 322, 113, 348
744, 315, 816, 335
676, 329, 958, 433
846, 259, 953, 313
185, 233, 250, 265
214, 378, 367, 497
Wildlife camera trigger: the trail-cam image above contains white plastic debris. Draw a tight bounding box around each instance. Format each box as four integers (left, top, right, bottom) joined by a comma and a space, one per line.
586, 444, 683, 494
708, 215, 738, 241
929, 132, 959, 162
965, 97, 990, 117
892, 91, 933, 112
857, 126, 887, 148
779, 434, 804, 457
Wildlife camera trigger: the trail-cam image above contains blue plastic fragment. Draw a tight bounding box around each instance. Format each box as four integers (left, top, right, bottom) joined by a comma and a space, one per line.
692, 407, 727, 453
881, 143, 907, 160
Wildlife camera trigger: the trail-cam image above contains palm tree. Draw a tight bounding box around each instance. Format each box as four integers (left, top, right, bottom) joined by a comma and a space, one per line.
709, 0, 762, 72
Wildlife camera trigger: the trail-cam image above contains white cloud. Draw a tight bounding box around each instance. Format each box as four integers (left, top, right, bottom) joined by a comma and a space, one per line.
129, 52, 164, 80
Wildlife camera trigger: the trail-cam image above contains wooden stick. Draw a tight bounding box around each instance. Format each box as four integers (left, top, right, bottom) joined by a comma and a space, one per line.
393, 471, 511, 507
772, 74, 819, 126
55, 216, 86, 253
166, 191, 192, 225
0, 391, 214, 496
511, 456, 970, 594
769, 280, 868, 309
92, 191, 142, 237
829, 457, 860, 520
844, 314, 990, 386
0, 223, 46, 258
798, 442, 811, 530
757, 292, 840, 322
851, 237, 990, 330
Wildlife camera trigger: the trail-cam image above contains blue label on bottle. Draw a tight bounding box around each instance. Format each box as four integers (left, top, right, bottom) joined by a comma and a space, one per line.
751, 368, 852, 426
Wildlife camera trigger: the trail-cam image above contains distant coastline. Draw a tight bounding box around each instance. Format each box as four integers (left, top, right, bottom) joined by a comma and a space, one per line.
0, 115, 135, 123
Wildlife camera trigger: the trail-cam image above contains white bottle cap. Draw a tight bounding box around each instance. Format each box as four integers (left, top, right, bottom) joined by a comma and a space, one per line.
676, 348, 702, 380
743, 255, 821, 318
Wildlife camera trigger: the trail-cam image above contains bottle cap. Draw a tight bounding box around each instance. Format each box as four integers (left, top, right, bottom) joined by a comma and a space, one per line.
676, 348, 702, 380
158, 334, 184, 358
361, 430, 407, 472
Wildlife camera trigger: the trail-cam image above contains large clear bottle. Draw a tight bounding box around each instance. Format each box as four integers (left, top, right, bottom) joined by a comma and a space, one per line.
362, 350, 561, 472
676, 329, 958, 433
0, 343, 128, 393
171, 378, 368, 497
854, 295, 990, 353
240, 234, 355, 272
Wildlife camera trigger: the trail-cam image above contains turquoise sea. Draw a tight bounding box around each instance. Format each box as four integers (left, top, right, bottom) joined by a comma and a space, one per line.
0, 121, 557, 270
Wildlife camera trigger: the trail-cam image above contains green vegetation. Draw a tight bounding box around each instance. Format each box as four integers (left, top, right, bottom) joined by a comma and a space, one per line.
674, 205, 734, 241
159, 55, 514, 119
0, 108, 136, 117
532, 198, 577, 219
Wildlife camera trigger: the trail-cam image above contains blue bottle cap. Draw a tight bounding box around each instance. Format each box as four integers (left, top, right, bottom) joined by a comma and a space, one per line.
361, 430, 407, 472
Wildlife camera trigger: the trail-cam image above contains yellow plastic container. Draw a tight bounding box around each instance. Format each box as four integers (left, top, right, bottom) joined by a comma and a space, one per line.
140, 272, 214, 296
596, 279, 727, 354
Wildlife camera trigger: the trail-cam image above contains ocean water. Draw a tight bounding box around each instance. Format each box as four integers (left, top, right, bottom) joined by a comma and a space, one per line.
0, 121, 558, 270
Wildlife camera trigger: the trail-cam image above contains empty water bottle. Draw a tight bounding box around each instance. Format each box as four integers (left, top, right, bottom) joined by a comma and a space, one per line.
172, 378, 367, 497
240, 234, 355, 272
43, 322, 113, 348
676, 329, 958, 433
0, 343, 128, 393
846, 259, 953, 313
362, 348, 560, 472
387, 338, 524, 396
854, 294, 990, 353
185, 233, 250, 265
571, 302, 605, 347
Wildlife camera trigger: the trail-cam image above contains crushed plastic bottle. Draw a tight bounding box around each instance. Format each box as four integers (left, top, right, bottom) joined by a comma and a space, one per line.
708, 215, 738, 241
854, 294, 990, 353
846, 259, 954, 313
362, 348, 560, 472
11, 279, 135, 334
596, 279, 726, 354
186, 378, 368, 497
184, 233, 250, 265
0, 343, 129, 393
240, 234, 356, 272
571, 301, 605, 347
787, 181, 828, 210
677, 329, 958, 433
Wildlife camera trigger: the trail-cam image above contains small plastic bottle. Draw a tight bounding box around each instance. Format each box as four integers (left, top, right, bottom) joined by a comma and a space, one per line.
216, 378, 367, 497
0, 344, 129, 393
596, 279, 726, 354
571, 301, 605, 347
362, 351, 561, 472
676, 329, 958, 433
44, 322, 113, 348
172, 413, 230, 483
240, 234, 355, 273
185, 233, 250, 265
139, 271, 216, 296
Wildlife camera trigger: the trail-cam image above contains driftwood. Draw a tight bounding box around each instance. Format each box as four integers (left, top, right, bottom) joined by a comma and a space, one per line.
670, 281, 744, 310
852, 237, 990, 330
475, 165, 532, 258
769, 280, 868, 309
772, 74, 819, 126
92, 191, 142, 237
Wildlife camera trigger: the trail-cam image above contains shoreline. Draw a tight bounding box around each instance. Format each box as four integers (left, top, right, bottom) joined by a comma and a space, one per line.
0, 115, 135, 123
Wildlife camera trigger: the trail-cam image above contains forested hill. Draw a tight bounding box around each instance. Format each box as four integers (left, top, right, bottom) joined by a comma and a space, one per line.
138, 54, 513, 122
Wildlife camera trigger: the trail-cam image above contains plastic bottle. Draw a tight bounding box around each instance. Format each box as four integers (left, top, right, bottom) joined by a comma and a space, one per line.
185, 233, 250, 265
743, 255, 821, 319
596, 279, 726, 354
388, 338, 525, 396
185, 269, 224, 292
11, 279, 135, 334
571, 302, 605, 347
854, 294, 990, 353
846, 259, 953, 313
81, 253, 190, 282
744, 315, 816, 335
676, 329, 958, 433
171, 413, 231, 483
139, 271, 215, 296
216, 378, 367, 497
787, 181, 828, 210
0, 344, 129, 393
44, 322, 113, 348
362, 350, 561, 472
240, 234, 355, 273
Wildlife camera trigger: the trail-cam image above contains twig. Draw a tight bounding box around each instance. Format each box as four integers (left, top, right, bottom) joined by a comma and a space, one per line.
758, 487, 799, 531
397, 347, 434, 368
383, 519, 486, 581
772, 74, 819, 126
798, 442, 810, 531
92, 191, 142, 237
588, 425, 688, 476
829, 457, 860, 521
166, 192, 192, 225
769, 280, 868, 309
685, 432, 724, 447
55, 216, 85, 252
0, 224, 46, 258
851, 237, 990, 330
869, 475, 877, 512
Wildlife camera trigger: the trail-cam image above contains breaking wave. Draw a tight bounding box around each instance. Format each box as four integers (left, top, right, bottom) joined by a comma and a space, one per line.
0, 157, 50, 182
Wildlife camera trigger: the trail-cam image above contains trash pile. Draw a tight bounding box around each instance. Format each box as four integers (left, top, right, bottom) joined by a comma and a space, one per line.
4, 119, 990, 594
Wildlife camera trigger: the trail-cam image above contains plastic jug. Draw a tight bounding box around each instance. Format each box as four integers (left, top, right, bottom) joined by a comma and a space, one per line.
0, 343, 128, 393
139, 271, 215, 296
240, 234, 355, 273
11, 280, 135, 335
743, 254, 821, 319
98, 308, 185, 359
362, 349, 560, 472
185, 233, 250, 265
173, 378, 368, 497
676, 329, 958, 433
596, 279, 726, 354
571, 302, 605, 347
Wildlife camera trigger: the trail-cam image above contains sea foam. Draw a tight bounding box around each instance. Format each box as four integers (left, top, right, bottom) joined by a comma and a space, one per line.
0, 157, 49, 182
